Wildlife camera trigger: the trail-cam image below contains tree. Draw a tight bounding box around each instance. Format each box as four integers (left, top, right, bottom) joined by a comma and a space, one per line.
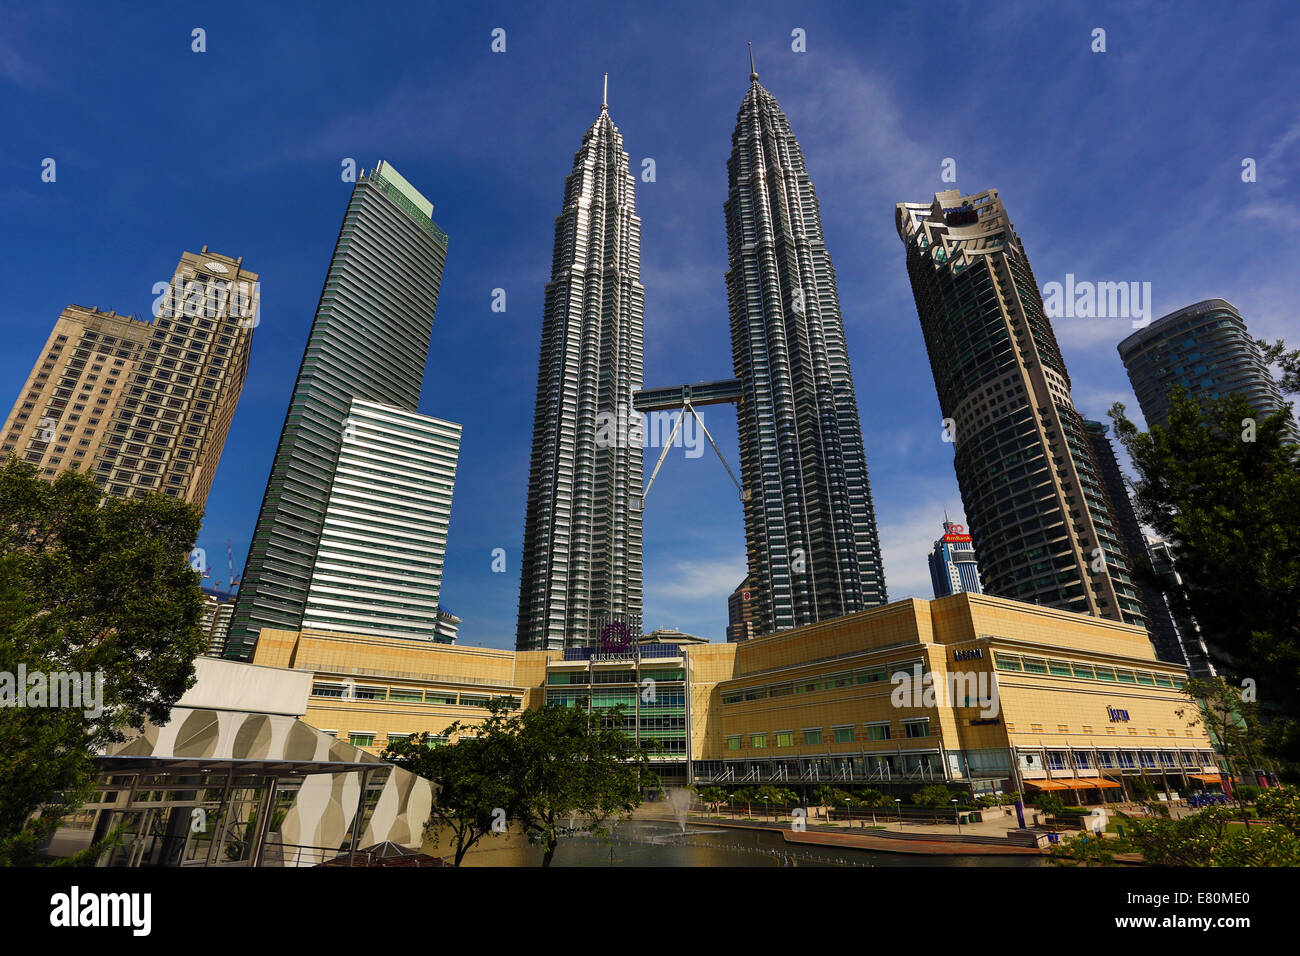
382, 711, 515, 866
1255, 337, 1300, 396
911, 784, 955, 810
1177, 677, 1263, 825
858, 788, 890, 824
0, 459, 206, 865
1033, 792, 1066, 821
696, 786, 728, 815
499, 703, 653, 867
1109, 388, 1300, 763
1123, 805, 1300, 866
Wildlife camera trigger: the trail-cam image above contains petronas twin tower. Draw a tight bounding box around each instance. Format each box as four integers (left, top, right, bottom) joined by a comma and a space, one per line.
516, 64, 886, 651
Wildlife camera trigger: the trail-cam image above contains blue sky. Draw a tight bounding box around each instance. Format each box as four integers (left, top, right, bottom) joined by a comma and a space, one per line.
3, 1, 1297, 649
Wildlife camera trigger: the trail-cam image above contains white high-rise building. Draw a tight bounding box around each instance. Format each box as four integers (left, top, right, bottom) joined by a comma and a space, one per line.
301, 398, 461, 642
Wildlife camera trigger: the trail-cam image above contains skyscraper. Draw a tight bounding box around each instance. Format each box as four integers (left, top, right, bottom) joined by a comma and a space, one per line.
726, 577, 757, 643
300, 399, 461, 642
516, 81, 645, 652
896, 189, 1145, 626
724, 56, 887, 636
928, 520, 983, 598
1085, 419, 1191, 666
226, 162, 449, 660
1, 249, 256, 506
1118, 298, 1297, 440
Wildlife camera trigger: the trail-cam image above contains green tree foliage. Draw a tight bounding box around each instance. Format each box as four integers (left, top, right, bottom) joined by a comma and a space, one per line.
911, 784, 955, 809
382, 705, 516, 866
1109, 388, 1300, 762
386, 701, 653, 867
0, 459, 205, 864
505, 703, 653, 867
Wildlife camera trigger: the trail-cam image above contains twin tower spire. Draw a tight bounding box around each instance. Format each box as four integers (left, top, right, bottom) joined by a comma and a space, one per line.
516, 56, 886, 650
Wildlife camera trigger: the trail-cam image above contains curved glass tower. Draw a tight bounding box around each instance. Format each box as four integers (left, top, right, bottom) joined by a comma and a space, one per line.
725, 61, 888, 636
516, 85, 645, 651
1118, 298, 1297, 441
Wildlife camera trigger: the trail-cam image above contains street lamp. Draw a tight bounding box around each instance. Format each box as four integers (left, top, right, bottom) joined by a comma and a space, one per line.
951, 798, 962, 835
895, 798, 903, 831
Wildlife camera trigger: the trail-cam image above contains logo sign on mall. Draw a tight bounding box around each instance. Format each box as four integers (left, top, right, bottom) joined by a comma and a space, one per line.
1107, 706, 1131, 723
953, 648, 984, 662
943, 522, 973, 543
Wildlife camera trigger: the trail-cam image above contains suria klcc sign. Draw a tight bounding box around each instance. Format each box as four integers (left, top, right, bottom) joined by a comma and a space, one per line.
591, 621, 638, 662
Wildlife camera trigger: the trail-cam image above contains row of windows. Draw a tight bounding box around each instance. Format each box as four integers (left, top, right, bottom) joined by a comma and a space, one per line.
993, 653, 1186, 689
726, 718, 932, 751
311, 682, 520, 709
720, 659, 925, 704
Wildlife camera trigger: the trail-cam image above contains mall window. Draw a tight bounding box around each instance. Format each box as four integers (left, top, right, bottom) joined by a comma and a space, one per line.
993, 654, 1022, 672
722, 692, 742, 704
389, 689, 422, 703
833, 726, 855, 744
1057, 724, 1069, 733
425, 736, 447, 749
348, 733, 375, 748
1116, 670, 1138, 684
795, 680, 821, 694
460, 695, 490, 707
1071, 663, 1095, 679
865, 722, 890, 741
750, 734, 767, 749
1154, 674, 1173, 688
1136, 673, 1156, 686
904, 719, 930, 738
857, 668, 889, 684
726, 736, 742, 751
1049, 661, 1072, 677
387, 734, 410, 745
1022, 657, 1048, 675
354, 686, 385, 700
769, 683, 794, 698
743, 687, 768, 701
427, 692, 458, 705
1094, 666, 1117, 682
312, 683, 346, 698
1030, 723, 1043, 733
775, 731, 795, 748
803, 729, 823, 745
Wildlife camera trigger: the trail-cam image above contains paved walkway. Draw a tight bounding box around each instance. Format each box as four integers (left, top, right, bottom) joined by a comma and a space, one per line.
635, 807, 1047, 856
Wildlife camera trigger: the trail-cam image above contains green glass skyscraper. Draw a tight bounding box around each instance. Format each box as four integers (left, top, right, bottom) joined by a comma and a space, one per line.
225, 162, 449, 660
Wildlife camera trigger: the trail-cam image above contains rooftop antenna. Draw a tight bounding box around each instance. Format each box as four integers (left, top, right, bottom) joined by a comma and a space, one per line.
602, 72, 608, 111
748, 41, 758, 82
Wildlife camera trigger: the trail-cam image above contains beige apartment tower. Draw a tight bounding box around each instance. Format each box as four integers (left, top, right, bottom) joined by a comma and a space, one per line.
1, 249, 256, 507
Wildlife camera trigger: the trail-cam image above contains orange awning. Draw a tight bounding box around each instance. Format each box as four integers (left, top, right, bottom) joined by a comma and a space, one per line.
1090, 779, 1123, 789
1188, 773, 1229, 784
1025, 779, 1067, 790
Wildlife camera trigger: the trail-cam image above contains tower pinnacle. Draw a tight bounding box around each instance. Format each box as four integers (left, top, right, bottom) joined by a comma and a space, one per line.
602, 72, 608, 111
748, 42, 758, 82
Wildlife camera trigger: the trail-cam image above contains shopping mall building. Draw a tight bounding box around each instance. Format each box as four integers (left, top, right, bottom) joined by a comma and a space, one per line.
251, 592, 1223, 802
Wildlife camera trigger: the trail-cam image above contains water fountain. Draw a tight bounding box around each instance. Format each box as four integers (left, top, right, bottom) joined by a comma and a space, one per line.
665, 787, 693, 833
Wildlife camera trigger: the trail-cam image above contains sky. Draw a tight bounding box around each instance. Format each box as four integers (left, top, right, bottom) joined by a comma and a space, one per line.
2, 1, 1297, 649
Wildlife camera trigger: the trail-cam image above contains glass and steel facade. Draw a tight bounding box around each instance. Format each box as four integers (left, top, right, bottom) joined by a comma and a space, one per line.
928, 521, 983, 597
1117, 298, 1297, 441
724, 69, 888, 636
516, 99, 645, 650
896, 189, 1146, 627
300, 399, 461, 642
226, 162, 449, 659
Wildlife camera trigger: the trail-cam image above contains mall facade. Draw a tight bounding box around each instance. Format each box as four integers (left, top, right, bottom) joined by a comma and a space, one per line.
251, 591, 1222, 801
